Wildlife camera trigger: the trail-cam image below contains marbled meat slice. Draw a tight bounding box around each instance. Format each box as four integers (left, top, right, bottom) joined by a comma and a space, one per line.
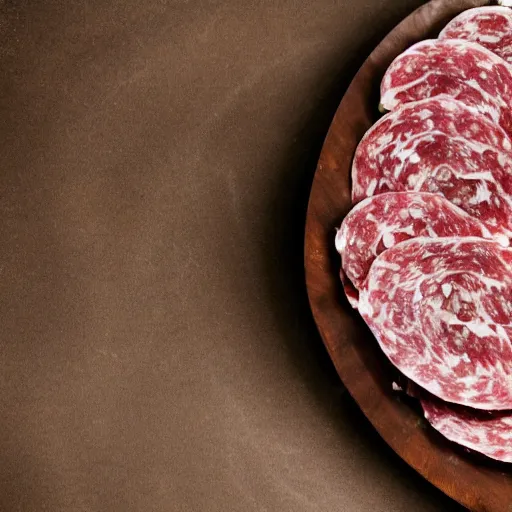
422, 397, 512, 462
359, 237, 512, 410
380, 39, 512, 135
439, 6, 512, 65
335, 192, 492, 308
351, 96, 512, 242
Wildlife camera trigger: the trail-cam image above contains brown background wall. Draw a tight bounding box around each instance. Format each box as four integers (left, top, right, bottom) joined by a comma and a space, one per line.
0, 1, 465, 510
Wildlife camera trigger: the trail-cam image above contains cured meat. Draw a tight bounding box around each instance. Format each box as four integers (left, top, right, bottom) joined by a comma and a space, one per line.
439, 6, 512, 65
359, 237, 512, 410
351, 95, 512, 242
380, 39, 512, 135
422, 397, 512, 462
335, 192, 493, 308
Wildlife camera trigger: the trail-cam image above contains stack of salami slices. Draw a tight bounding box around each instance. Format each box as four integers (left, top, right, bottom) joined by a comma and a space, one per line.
335, 6, 512, 463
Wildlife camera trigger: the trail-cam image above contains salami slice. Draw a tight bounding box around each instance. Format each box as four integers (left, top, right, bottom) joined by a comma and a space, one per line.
422, 397, 512, 462
335, 192, 493, 308
439, 6, 512, 65
380, 39, 512, 135
351, 96, 512, 241
359, 237, 512, 410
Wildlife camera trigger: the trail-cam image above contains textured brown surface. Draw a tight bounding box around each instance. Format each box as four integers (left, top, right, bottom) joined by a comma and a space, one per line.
305, 1, 512, 511
0, 1, 468, 511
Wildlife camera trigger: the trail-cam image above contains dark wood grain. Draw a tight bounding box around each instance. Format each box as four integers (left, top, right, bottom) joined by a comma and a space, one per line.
304, 0, 512, 510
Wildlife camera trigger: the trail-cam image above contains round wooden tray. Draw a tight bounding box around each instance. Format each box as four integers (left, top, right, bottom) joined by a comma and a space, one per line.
304, 0, 512, 510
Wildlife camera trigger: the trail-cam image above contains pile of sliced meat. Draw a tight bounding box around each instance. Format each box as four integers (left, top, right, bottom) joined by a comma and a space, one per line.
335, 6, 512, 463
